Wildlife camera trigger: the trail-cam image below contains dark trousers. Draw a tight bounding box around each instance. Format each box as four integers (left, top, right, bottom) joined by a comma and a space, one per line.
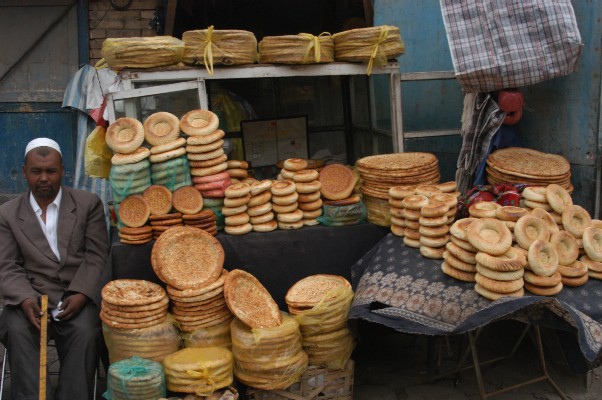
0, 302, 100, 400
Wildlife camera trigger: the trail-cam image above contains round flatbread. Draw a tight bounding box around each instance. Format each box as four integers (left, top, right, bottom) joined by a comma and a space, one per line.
101, 279, 167, 306
118, 195, 150, 228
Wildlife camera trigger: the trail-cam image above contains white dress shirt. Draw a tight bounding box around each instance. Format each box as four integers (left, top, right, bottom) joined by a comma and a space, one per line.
29, 188, 62, 261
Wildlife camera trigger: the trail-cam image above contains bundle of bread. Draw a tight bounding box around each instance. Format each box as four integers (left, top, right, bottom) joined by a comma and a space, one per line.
101, 36, 184, 71
285, 275, 355, 369
224, 269, 308, 390
259, 33, 334, 64
162, 346, 233, 396
182, 28, 258, 69
104, 356, 167, 400
356, 152, 440, 226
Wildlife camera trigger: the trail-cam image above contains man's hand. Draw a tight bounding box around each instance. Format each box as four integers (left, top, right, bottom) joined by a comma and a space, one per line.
20, 298, 42, 330
57, 293, 89, 321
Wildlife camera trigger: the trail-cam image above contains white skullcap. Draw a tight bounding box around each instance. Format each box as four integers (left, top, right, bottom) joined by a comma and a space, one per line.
24, 138, 62, 158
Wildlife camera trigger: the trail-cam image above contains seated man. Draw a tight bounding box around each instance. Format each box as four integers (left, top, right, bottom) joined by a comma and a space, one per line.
0, 138, 109, 399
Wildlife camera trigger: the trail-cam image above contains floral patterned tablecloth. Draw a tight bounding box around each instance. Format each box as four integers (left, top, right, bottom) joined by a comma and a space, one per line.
350, 233, 602, 364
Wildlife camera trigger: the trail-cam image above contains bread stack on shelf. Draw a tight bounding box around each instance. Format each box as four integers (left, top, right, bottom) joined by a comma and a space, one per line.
248, 180, 276, 232
294, 168, 323, 226
271, 180, 303, 230
222, 183, 252, 235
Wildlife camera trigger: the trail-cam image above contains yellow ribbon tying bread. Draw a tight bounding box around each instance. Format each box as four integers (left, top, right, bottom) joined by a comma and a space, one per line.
367, 26, 390, 76
299, 32, 331, 64
203, 25, 216, 76
186, 367, 218, 395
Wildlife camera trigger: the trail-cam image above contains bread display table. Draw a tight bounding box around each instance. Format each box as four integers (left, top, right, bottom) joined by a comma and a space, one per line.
110, 223, 389, 309
350, 233, 602, 397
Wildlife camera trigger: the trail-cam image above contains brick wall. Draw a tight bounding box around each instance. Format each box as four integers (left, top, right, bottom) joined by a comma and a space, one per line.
89, 0, 159, 65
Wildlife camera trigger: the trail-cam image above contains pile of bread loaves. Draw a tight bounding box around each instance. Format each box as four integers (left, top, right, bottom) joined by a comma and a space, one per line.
441, 184, 602, 300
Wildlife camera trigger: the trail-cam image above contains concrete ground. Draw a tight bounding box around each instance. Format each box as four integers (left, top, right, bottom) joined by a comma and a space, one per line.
1, 320, 600, 399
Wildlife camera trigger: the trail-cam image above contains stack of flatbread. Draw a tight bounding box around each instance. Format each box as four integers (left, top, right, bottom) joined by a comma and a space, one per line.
163, 346, 233, 396
105, 356, 166, 400
248, 179, 276, 233
101, 280, 169, 329
486, 147, 572, 192
101, 36, 185, 71
222, 183, 253, 235
181, 316, 232, 348
226, 159, 250, 180
285, 275, 355, 369
356, 152, 440, 225
231, 314, 308, 390
167, 270, 233, 332
182, 209, 218, 236
149, 212, 184, 240
117, 195, 152, 244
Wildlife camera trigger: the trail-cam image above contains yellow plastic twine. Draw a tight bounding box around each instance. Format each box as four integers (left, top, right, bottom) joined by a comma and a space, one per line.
186, 367, 217, 395
203, 25, 215, 76
300, 32, 331, 64
367, 26, 390, 76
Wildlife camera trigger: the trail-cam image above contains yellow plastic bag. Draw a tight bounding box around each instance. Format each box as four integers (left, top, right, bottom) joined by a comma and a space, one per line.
85, 125, 112, 179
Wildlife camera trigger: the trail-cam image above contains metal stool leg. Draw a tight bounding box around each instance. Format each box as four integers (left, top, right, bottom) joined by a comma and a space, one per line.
0, 348, 6, 400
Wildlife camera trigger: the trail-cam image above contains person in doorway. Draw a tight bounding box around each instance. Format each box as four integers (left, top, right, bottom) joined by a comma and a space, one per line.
0, 138, 109, 399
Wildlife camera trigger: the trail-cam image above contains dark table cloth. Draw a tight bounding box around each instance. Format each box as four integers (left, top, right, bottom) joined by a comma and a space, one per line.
350, 233, 602, 366
110, 223, 389, 309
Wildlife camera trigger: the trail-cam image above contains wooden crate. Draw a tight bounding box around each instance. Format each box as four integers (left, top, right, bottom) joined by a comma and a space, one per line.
246, 359, 354, 400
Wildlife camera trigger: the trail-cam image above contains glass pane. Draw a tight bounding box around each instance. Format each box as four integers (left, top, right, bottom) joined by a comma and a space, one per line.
113, 89, 200, 121
308, 130, 347, 164
350, 76, 370, 128
278, 76, 344, 127
372, 74, 391, 132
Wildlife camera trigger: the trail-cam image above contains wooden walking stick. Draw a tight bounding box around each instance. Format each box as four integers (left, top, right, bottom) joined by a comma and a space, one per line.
39, 295, 48, 400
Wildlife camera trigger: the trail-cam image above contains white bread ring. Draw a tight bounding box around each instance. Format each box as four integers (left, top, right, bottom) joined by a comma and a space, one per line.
391, 224, 405, 237
225, 183, 251, 198
562, 205, 592, 239
227, 160, 249, 169
189, 154, 228, 168
247, 202, 273, 217
223, 194, 251, 208
388, 186, 415, 200
221, 204, 248, 216
295, 180, 321, 194
302, 208, 322, 219
523, 199, 554, 212
468, 201, 501, 218
495, 206, 528, 222
401, 195, 429, 210
582, 255, 602, 272
441, 262, 476, 282
272, 202, 299, 214
582, 226, 602, 262
250, 211, 274, 224
111, 147, 151, 166
421, 203, 449, 218
283, 158, 308, 171
250, 180, 273, 196
442, 251, 477, 272
419, 245, 446, 259
475, 247, 526, 271
388, 197, 405, 208
591, 219, 602, 229
514, 215, 551, 250
557, 260, 588, 278
271, 180, 296, 196
224, 223, 252, 235
404, 228, 421, 240
186, 139, 225, 154
415, 185, 442, 197
292, 169, 319, 183
418, 224, 449, 238
550, 231, 579, 265
546, 184, 573, 214
419, 234, 450, 248
389, 206, 405, 219
445, 241, 477, 264
106, 117, 145, 154
524, 270, 562, 287
180, 109, 219, 136
529, 208, 559, 234
248, 191, 272, 207
252, 220, 278, 232
561, 274, 589, 287
390, 216, 406, 227
466, 218, 512, 256
278, 220, 303, 230
276, 209, 303, 223
149, 147, 187, 163
474, 273, 524, 294
189, 162, 228, 177
522, 186, 547, 202
187, 129, 225, 145
419, 215, 448, 227
403, 236, 421, 248
280, 168, 296, 180
272, 191, 299, 206
405, 219, 420, 230
402, 208, 421, 221
430, 193, 458, 208
474, 283, 524, 301
186, 147, 225, 161
227, 168, 248, 179
143, 112, 181, 145
524, 282, 563, 296
476, 263, 524, 281
150, 137, 187, 154
450, 218, 478, 241
450, 235, 478, 252
225, 212, 250, 226
436, 181, 457, 193
527, 239, 559, 277
298, 198, 322, 211
298, 191, 321, 203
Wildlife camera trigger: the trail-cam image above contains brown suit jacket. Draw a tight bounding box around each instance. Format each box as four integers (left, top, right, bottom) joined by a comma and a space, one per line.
0, 186, 109, 308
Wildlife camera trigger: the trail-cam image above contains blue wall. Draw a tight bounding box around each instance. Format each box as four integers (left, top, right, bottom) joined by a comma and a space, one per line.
375, 0, 600, 214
